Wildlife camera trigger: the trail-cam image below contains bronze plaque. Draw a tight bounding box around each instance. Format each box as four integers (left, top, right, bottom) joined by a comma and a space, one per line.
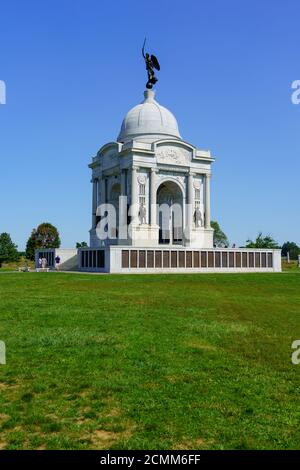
249, 252, 254, 268
147, 250, 154, 268
255, 252, 260, 268
222, 252, 228, 267
163, 251, 170, 268
261, 252, 266, 268
201, 251, 207, 267
236, 252, 241, 267
268, 253, 273, 268
186, 251, 192, 268
179, 251, 185, 267
130, 250, 138, 268
155, 251, 162, 268
193, 251, 200, 268
97, 250, 105, 268
242, 252, 248, 267
139, 250, 146, 268
215, 251, 221, 268
171, 251, 177, 268
229, 252, 234, 268
208, 251, 214, 267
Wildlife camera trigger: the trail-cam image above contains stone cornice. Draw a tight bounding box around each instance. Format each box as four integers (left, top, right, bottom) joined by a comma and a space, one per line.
118, 148, 155, 158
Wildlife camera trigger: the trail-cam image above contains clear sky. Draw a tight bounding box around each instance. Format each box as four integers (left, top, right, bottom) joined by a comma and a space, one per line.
1, 0, 299, 250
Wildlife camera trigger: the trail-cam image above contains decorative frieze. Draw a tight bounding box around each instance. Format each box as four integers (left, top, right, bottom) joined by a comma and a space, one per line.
156, 146, 190, 165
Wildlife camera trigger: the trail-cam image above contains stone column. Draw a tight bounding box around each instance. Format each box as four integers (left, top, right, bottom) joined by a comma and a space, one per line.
188, 172, 194, 229
121, 170, 126, 198
119, 170, 128, 237
150, 168, 157, 225
101, 177, 106, 204
205, 174, 211, 229
131, 166, 138, 225
92, 178, 97, 228
97, 174, 102, 207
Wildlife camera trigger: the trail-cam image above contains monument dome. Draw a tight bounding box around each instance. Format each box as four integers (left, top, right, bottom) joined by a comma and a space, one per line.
117, 89, 181, 143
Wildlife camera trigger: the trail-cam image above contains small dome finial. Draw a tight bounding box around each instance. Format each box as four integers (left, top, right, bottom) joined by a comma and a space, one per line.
143, 89, 155, 102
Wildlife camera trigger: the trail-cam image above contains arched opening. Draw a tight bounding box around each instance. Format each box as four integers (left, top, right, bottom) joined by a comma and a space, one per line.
157, 181, 183, 245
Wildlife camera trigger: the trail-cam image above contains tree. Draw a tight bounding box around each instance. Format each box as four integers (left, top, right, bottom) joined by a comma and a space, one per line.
25, 223, 61, 260
246, 232, 280, 249
211, 221, 229, 247
25, 234, 37, 261
0, 233, 19, 267
281, 241, 300, 260
76, 241, 88, 248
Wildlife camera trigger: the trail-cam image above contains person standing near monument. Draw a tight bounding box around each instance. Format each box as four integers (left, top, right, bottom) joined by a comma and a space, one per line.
55, 255, 61, 271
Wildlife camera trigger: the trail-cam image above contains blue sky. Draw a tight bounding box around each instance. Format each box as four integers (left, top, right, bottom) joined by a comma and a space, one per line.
0, 0, 299, 250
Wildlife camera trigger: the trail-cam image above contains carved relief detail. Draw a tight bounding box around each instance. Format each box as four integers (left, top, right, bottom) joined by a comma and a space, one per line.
137, 174, 146, 184
156, 146, 189, 165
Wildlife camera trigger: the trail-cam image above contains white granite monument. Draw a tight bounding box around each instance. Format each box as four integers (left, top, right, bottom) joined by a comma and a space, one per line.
35, 52, 281, 273
89, 88, 214, 251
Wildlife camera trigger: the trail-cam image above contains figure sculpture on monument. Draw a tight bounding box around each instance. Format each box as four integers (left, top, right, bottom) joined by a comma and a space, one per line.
142, 38, 160, 89
194, 207, 203, 227
139, 203, 147, 225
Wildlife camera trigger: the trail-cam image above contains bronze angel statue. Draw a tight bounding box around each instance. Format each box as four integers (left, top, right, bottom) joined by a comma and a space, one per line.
142, 38, 160, 89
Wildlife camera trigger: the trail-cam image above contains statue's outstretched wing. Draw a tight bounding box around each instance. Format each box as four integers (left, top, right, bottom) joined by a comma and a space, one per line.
151, 55, 160, 71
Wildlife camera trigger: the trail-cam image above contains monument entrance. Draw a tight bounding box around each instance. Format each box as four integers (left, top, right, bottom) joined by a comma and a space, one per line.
157, 181, 183, 245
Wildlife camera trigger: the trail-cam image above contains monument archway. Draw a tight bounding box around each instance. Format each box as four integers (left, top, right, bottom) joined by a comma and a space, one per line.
157, 181, 183, 245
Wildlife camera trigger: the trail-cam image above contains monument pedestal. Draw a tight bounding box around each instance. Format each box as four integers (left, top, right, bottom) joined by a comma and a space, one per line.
129, 224, 159, 247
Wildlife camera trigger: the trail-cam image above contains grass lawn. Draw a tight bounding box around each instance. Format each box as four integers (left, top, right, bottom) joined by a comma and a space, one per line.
0, 272, 300, 450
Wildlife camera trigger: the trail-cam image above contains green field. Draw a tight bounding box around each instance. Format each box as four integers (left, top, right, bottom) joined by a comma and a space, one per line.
0, 272, 300, 450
